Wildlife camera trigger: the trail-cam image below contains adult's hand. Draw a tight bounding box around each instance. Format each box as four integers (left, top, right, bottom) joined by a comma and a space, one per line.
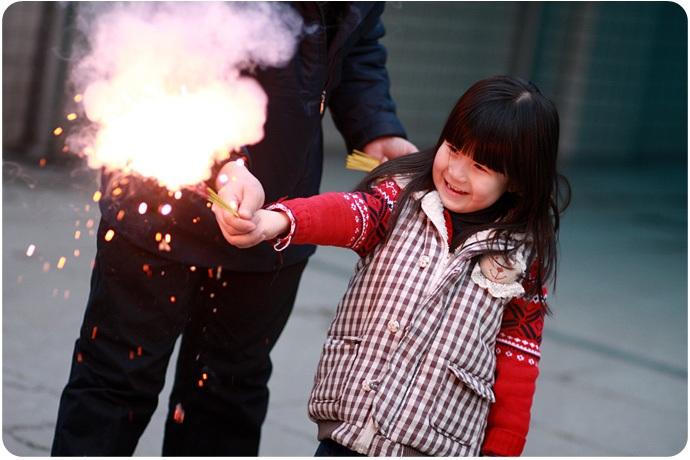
362, 136, 418, 162
213, 160, 265, 242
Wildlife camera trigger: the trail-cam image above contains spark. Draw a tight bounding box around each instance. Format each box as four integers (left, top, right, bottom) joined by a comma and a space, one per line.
222, 281, 228, 287
129, 351, 135, 360
138, 202, 148, 214
198, 380, 204, 388
53, 127, 64, 136
67, 112, 78, 121
192, 217, 200, 224
74, 249, 80, 257
216, 266, 222, 280
218, 174, 229, 185
190, 266, 197, 272
74, 94, 83, 103
74, 230, 81, 240
164, 233, 172, 243
76, 352, 83, 363
112, 187, 123, 196
86, 219, 95, 229
84, 204, 91, 212
174, 190, 182, 200
116, 210, 126, 221
155, 233, 162, 242
137, 346, 143, 356
209, 293, 215, 299
173, 403, 185, 424
92, 191, 102, 202
42, 262, 51, 272
26, 244, 36, 257
39, 158, 47, 167
57, 257, 67, 269
104, 229, 116, 242
202, 373, 208, 380
212, 307, 217, 313
91, 326, 98, 339
160, 204, 172, 215
169, 295, 176, 303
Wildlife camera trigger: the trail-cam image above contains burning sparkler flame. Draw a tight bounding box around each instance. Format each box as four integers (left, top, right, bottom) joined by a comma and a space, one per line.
67, 2, 303, 191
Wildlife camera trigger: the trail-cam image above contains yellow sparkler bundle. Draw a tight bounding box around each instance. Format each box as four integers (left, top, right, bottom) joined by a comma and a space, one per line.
205, 187, 239, 217
345, 149, 380, 172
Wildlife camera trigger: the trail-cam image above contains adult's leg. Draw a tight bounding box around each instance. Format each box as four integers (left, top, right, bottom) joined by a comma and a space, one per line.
162, 261, 307, 455
51, 222, 200, 455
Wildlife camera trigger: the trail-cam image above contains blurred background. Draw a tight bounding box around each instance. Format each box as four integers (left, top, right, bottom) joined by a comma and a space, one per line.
3, 1, 687, 456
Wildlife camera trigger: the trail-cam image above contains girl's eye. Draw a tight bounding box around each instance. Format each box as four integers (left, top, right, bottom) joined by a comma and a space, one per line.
474, 163, 488, 172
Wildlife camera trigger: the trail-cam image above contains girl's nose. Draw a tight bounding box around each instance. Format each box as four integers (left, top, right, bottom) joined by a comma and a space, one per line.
448, 156, 469, 181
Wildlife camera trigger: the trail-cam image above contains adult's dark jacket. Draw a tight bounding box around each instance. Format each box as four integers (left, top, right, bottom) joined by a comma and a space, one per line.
98, 2, 407, 272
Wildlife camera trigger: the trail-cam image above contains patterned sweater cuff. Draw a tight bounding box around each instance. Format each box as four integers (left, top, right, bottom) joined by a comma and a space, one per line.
265, 202, 296, 252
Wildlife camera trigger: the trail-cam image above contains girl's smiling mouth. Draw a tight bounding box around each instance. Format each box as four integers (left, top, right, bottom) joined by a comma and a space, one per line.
444, 180, 469, 195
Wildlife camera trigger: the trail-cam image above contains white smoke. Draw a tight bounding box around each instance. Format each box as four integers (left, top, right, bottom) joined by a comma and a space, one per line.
67, 2, 303, 190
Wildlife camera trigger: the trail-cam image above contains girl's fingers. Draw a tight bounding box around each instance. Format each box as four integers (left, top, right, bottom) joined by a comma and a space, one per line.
222, 227, 266, 248
212, 203, 257, 233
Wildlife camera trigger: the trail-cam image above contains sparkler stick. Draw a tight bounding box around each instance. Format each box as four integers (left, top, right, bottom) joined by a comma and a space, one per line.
204, 186, 239, 217
346, 149, 380, 172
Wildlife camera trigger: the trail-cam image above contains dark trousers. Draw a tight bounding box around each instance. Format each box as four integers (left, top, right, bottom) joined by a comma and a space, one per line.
51, 223, 307, 456
315, 439, 366, 456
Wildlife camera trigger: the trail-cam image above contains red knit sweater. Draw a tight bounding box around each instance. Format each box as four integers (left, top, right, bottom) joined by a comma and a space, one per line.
270, 181, 545, 456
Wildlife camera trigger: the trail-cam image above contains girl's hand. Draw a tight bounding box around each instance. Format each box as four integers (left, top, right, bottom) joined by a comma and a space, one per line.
215, 209, 290, 249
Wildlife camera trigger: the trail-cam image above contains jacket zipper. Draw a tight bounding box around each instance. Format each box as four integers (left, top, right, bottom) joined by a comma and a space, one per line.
320, 89, 326, 115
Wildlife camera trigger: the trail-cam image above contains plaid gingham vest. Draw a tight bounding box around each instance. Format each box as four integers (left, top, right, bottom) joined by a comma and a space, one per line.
307, 190, 526, 456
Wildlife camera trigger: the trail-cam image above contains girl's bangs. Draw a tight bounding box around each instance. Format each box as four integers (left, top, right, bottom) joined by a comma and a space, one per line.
444, 119, 515, 175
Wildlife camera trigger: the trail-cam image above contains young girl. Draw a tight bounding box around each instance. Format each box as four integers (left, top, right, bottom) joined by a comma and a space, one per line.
216, 76, 570, 456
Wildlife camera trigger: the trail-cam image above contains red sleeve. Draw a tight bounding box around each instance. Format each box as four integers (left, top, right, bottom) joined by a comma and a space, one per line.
481, 265, 546, 457
269, 180, 401, 256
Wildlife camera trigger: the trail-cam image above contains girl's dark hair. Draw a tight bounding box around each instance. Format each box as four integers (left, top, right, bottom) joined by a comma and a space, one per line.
355, 75, 571, 305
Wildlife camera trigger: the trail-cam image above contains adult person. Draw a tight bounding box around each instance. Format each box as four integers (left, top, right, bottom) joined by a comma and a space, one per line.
51, 2, 416, 456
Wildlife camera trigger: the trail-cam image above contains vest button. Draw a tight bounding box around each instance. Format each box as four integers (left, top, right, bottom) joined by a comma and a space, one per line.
387, 320, 400, 333
419, 255, 430, 268
361, 379, 372, 392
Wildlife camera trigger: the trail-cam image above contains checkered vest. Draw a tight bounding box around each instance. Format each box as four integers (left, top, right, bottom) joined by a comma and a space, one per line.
307, 190, 527, 456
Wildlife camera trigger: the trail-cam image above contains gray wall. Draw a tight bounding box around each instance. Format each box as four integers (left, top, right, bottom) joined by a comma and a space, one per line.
325, 2, 687, 162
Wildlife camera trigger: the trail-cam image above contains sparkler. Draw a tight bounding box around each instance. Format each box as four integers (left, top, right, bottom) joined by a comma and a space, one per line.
346, 149, 381, 172
64, 2, 302, 216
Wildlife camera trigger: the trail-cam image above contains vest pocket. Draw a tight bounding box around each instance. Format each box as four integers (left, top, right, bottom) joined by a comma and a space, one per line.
311, 336, 362, 403
428, 364, 495, 446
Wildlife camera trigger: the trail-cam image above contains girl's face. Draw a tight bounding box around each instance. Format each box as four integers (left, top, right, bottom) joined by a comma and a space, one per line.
432, 141, 509, 213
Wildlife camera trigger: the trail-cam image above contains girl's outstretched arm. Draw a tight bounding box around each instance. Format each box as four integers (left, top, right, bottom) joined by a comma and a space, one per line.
266, 180, 401, 256
481, 263, 546, 457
